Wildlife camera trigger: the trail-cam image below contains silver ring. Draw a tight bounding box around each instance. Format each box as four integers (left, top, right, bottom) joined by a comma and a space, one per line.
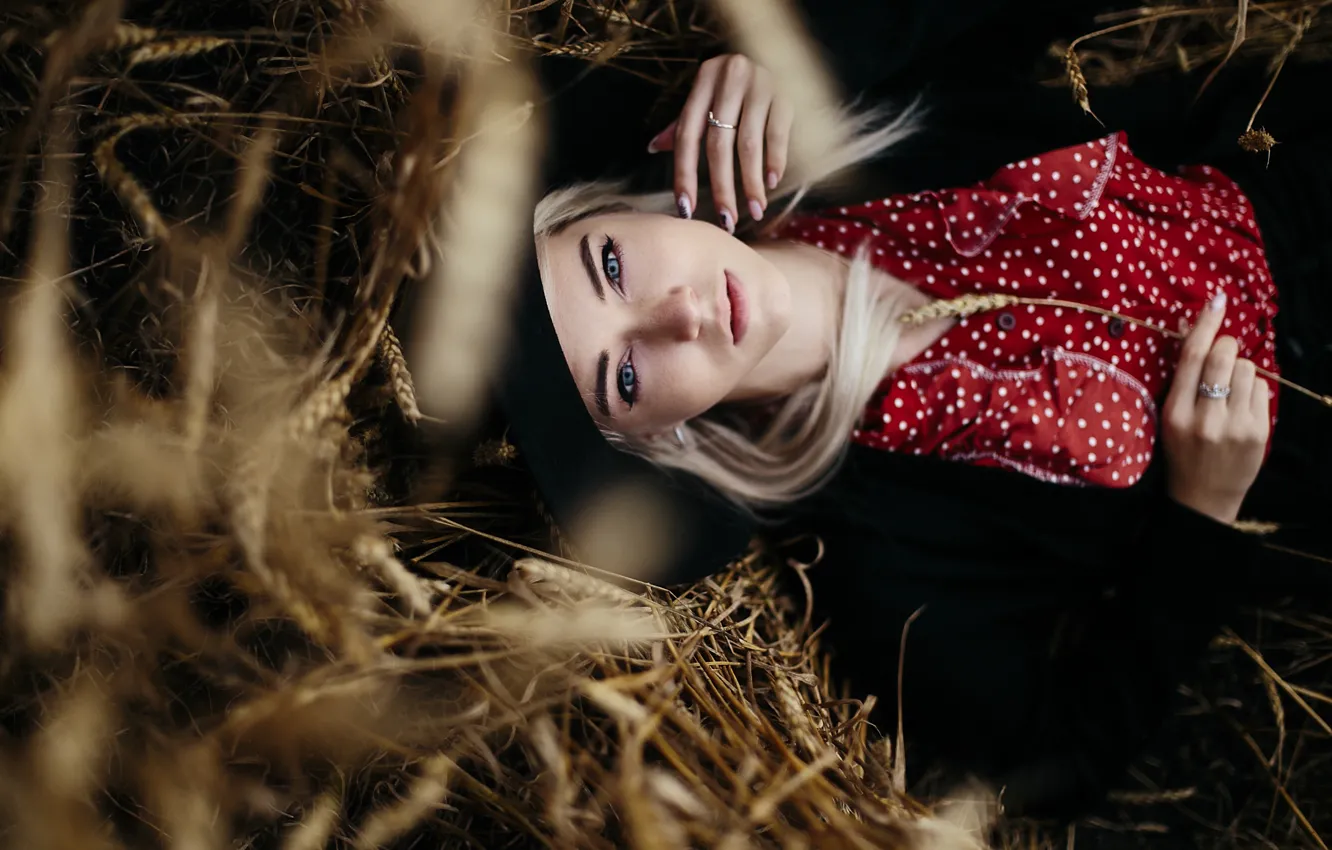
1198, 381, 1232, 399
706, 111, 737, 131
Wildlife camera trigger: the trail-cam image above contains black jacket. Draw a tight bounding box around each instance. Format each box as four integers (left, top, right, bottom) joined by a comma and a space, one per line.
796, 449, 1259, 816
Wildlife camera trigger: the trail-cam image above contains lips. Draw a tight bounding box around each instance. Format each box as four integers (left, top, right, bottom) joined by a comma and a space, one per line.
724, 270, 748, 345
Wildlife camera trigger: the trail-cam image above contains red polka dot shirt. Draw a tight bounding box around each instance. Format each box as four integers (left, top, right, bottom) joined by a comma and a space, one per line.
776, 132, 1279, 488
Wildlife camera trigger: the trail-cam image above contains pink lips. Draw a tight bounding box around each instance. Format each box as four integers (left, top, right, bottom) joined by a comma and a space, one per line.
724, 270, 748, 345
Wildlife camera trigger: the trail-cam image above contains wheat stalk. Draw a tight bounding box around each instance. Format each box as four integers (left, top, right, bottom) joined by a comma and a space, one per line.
283, 790, 344, 850
351, 756, 455, 850
897, 293, 1022, 324
353, 534, 432, 616
771, 670, 828, 761
541, 39, 630, 57
127, 36, 230, 68
1062, 47, 1101, 122
1106, 788, 1198, 805
92, 114, 200, 243
43, 21, 159, 50
902, 293, 1332, 407
0, 109, 91, 649
378, 323, 423, 422
289, 372, 355, 443
515, 558, 649, 609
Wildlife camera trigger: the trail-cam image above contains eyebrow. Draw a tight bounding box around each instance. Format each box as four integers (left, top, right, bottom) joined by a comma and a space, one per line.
579, 234, 604, 301
594, 350, 611, 419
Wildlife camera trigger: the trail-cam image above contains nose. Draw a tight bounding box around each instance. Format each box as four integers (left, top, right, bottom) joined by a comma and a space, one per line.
640, 286, 701, 343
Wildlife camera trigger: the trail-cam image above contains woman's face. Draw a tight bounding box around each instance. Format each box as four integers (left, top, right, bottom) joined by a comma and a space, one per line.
539, 210, 792, 437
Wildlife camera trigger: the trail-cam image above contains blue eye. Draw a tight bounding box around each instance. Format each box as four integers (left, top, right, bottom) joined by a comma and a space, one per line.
601, 237, 622, 290
617, 357, 637, 405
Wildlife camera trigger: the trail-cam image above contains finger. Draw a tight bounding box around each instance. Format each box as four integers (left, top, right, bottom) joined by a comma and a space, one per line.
1251, 376, 1272, 427
1228, 357, 1255, 416
1199, 335, 1239, 404
673, 58, 724, 218
647, 120, 677, 154
1171, 293, 1227, 409
707, 56, 751, 233
765, 95, 794, 190
737, 84, 774, 220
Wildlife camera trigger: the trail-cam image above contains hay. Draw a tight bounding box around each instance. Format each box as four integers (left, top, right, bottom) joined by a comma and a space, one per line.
0, 2, 1328, 849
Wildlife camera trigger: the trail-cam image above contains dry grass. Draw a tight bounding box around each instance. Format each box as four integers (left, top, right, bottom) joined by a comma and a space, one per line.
1054, 0, 1329, 152
0, 2, 1328, 849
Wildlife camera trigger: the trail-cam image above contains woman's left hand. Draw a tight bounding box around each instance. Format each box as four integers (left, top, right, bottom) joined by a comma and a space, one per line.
646, 53, 793, 233
1161, 293, 1271, 524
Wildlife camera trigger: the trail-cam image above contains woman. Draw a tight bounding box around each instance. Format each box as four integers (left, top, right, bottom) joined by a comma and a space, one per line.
457, 39, 1332, 815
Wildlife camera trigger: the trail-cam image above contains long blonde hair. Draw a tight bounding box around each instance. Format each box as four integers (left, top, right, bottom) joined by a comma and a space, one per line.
534, 103, 920, 510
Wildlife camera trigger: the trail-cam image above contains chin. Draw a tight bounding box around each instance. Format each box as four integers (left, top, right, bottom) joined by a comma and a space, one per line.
763, 286, 794, 338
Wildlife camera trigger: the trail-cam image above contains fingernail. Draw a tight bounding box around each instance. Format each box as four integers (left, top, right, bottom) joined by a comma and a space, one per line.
766, 170, 779, 190
1208, 292, 1226, 313
720, 209, 735, 234
748, 199, 765, 222
647, 126, 671, 154
676, 194, 692, 220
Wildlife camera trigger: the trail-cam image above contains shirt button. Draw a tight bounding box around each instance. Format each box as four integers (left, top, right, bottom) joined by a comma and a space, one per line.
997, 312, 1017, 331
1108, 318, 1126, 338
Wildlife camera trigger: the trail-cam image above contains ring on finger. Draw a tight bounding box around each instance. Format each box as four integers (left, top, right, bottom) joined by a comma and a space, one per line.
707, 111, 737, 130
1198, 381, 1232, 400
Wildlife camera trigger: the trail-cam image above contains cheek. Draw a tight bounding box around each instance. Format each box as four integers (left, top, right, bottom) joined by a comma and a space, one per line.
650, 348, 738, 420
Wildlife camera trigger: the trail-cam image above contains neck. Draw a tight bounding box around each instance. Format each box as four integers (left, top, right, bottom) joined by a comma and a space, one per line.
726, 241, 845, 403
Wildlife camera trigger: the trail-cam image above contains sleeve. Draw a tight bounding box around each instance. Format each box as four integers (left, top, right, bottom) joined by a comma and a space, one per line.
993, 495, 1259, 817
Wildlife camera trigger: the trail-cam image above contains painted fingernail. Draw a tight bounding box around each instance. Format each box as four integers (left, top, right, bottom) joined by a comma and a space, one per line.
647, 126, 671, 154
1208, 292, 1227, 312
766, 170, 779, 190
720, 209, 735, 234
676, 194, 692, 220
748, 199, 765, 222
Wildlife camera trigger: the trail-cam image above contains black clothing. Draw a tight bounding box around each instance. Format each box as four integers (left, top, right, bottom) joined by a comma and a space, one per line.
795, 451, 1261, 816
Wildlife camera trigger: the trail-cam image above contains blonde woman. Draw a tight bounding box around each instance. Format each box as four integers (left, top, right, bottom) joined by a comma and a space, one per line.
427, 45, 1332, 817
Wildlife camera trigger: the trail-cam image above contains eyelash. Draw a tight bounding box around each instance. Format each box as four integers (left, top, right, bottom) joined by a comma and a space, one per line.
600, 234, 625, 295
601, 235, 638, 407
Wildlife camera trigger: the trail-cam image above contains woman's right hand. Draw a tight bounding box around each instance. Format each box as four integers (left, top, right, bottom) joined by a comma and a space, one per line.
646, 53, 793, 234
1161, 292, 1270, 524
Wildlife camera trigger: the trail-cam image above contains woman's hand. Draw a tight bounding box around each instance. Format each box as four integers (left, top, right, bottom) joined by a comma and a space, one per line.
646, 53, 793, 233
1162, 292, 1270, 524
